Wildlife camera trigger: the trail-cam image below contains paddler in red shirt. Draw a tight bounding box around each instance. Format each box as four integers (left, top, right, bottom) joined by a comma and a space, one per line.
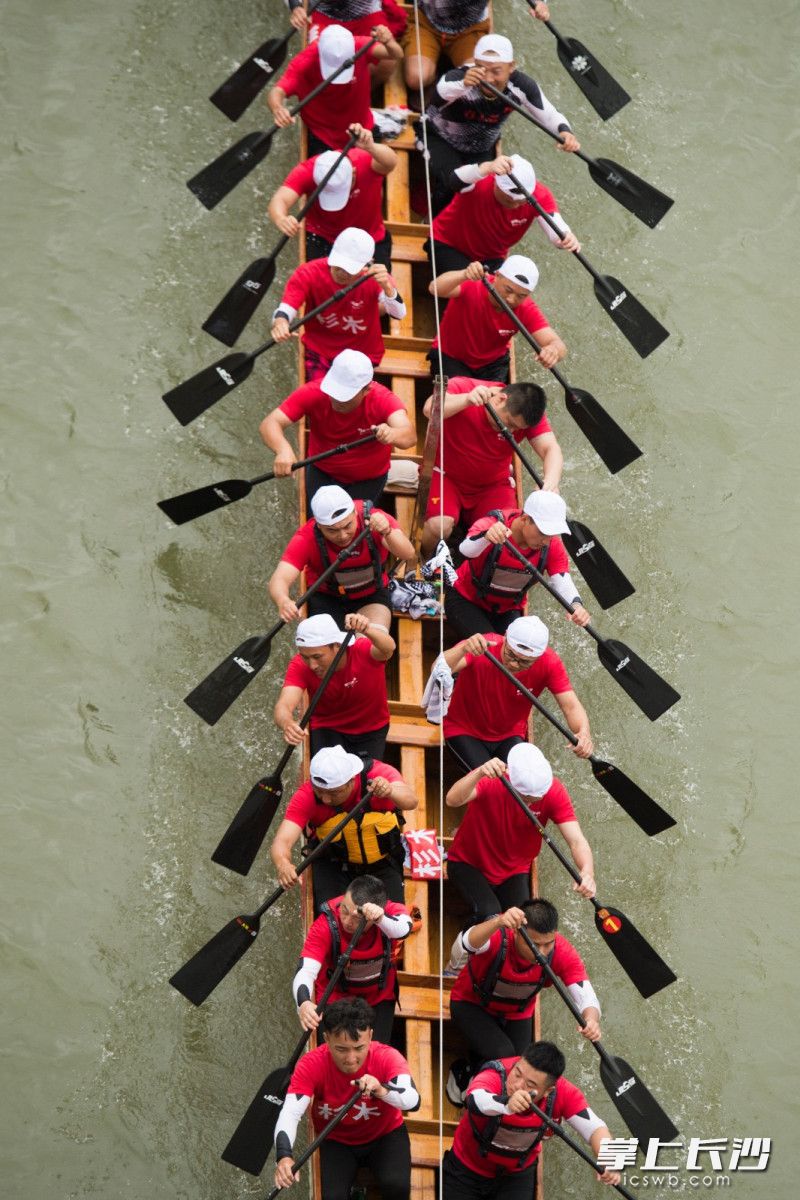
445, 742, 597, 926
442, 1040, 621, 1198
275, 612, 394, 760
286, 1, 409, 84
260, 348, 415, 504
293, 874, 413, 1043
269, 744, 419, 906
274, 998, 419, 1200
419, 377, 563, 557
445, 898, 601, 1099
435, 617, 593, 768
446, 490, 591, 640
270, 227, 406, 380
268, 123, 397, 267
429, 255, 566, 384
268, 485, 415, 632
428, 152, 580, 275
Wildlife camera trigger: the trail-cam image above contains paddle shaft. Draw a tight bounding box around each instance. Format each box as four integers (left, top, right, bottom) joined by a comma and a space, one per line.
244, 270, 371, 370
269, 630, 356, 779
267, 1089, 364, 1199
265, 132, 358, 266
267, 36, 378, 145
483, 650, 583, 753
480, 277, 574, 397
525, 1097, 636, 1200
485, 401, 549, 494
507, 171, 613, 291
483, 80, 612, 174
248, 433, 379, 489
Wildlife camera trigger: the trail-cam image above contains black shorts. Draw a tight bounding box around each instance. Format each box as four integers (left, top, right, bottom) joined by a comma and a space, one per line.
307, 585, 393, 626
427, 349, 511, 385
444, 586, 522, 639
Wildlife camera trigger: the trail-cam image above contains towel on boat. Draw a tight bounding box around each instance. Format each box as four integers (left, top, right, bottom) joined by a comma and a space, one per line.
422, 653, 454, 724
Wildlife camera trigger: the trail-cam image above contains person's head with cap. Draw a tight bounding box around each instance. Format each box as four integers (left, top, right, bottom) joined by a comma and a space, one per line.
491, 254, 540, 311
507, 742, 554, 799
309, 744, 365, 805
494, 154, 537, 209
328, 226, 375, 283
310, 485, 359, 547
318, 25, 356, 84
472, 33, 516, 91
502, 614, 549, 670
313, 150, 355, 213
295, 613, 347, 676
520, 489, 570, 550
320, 348, 374, 411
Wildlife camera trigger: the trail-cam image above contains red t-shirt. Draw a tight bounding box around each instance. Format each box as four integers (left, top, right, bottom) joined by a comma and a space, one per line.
435, 377, 551, 500
453, 1064, 588, 1176
432, 177, 558, 262
288, 1042, 409, 1144
302, 895, 409, 1006
284, 759, 402, 830
283, 148, 387, 243
433, 276, 549, 369
450, 929, 587, 1019
279, 257, 390, 364
279, 380, 405, 482
284, 636, 390, 733
443, 634, 572, 742
280, 502, 398, 596
453, 509, 570, 614
276, 36, 379, 149
447, 774, 575, 883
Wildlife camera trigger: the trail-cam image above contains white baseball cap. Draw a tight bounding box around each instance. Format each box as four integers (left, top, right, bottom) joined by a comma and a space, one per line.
320, 348, 374, 402
328, 226, 375, 274
296, 614, 347, 647
505, 615, 549, 659
313, 151, 354, 211
318, 25, 356, 84
507, 743, 553, 798
474, 33, 514, 63
310, 745, 365, 789
497, 254, 539, 292
310, 485, 356, 527
523, 490, 570, 535
496, 154, 537, 199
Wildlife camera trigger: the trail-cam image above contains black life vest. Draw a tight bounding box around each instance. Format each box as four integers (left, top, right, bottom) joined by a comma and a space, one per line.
470, 510, 550, 601
468, 930, 552, 1013
321, 898, 392, 993
312, 499, 384, 597
468, 1060, 557, 1169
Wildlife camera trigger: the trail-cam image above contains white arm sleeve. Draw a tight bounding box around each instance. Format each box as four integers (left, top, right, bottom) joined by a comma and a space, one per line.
458, 533, 490, 558
567, 979, 601, 1017
292, 956, 323, 1006
453, 163, 482, 188
462, 928, 492, 954
538, 211, 570, 244
566, 1105, 606, 1142
378, 911, 413, 940
469, 1088, 510, 1116
379, 292, 407, 320
437, 71, 469, 103
272, 302, 298, 323
274, 1092, 311, 1154
548, 571, 582, 605
382, 1074, 420, 1111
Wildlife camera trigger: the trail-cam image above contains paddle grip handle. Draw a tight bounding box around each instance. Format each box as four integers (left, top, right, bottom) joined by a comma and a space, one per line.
518, 926, 588, 1029
485, 402, 544, 490
251, 433, 380, 489
484, 651, 578, 748
526, 1099, 636, 1199
498, 775, 583, 887
483, 80, 595, 170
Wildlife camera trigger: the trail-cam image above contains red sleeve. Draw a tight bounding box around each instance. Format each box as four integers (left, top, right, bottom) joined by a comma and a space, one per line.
288, 1046, 324, 1097
281, 521, 319, 572
533, 181, 558, 216
279, 383, 316, 424
465, 514, 495, 538
515, 413, 553, 440
367, 762, 404, 812
301, 913, 334, 964
443, 376, 479, 395
283, 159, 316, 198
283, 653, 313, 690
284, 781, 318, 827
543, 777, 576, 825
466, 1064, 503, 1099
552, 1077, 590, 1121
282, 261, 317, 312
385, 899, 411, 920
544, 536, 569, 576
542, 648, 571, 696
355, 34, 382, 66
375, 506, 400, 532
276, 45, 313, 99
549, 933, 588, 988
373, 382, 407, 420
374, 1043, 411, 1082
519, 297, 549, 334
352, 635, 386, 671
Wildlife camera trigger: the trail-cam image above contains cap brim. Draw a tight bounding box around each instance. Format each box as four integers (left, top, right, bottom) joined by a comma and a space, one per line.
536, 517, 571, 536
327, 250, 367, 274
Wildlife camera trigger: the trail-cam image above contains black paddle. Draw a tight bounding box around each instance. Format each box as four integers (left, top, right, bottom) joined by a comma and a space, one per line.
518, 926, 679, 1141
188, 38, 378, 210
183, 524, 372, 726
483, 81, 674, 228
169, 794, 371, 1006
221, 915, 368, 1175
485, 400, 635, 610
162, 272, 370, 426
508, 172, 669, 358
209, 0, 322, 122
501, 538, 681, 722
212, 632, 356, 876
524, 1095, 638, 1199
524, 0, 631, 120
157, 433, 378, 526
483, 650, 676, 836
479, 277, 642, 475
203, 132, 359, 346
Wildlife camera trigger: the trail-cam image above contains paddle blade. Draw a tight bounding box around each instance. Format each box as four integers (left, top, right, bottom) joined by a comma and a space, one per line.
157, 478, 252, 525
184, 633, 273, 726
555, 35, 631, 120
162, 352, 253, 426
169, 912, 260, 1006
210, 39, 287, 122
202, 257, 277, 347
222, 1065, 290, 1175
561, 387, 642, 475
593, 903, 677, 998
562, 520, 636, 610
594, 274, 670, 359
211, 776, 284, 876
599, 1052, 680, 1143
587, 157, 674, 229
187, 130, 274, 210
596, 637, 681, 721
590, 758, 677, 836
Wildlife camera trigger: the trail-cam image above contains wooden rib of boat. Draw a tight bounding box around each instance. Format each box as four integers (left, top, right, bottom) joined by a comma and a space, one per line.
288, 7, 544, 1196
